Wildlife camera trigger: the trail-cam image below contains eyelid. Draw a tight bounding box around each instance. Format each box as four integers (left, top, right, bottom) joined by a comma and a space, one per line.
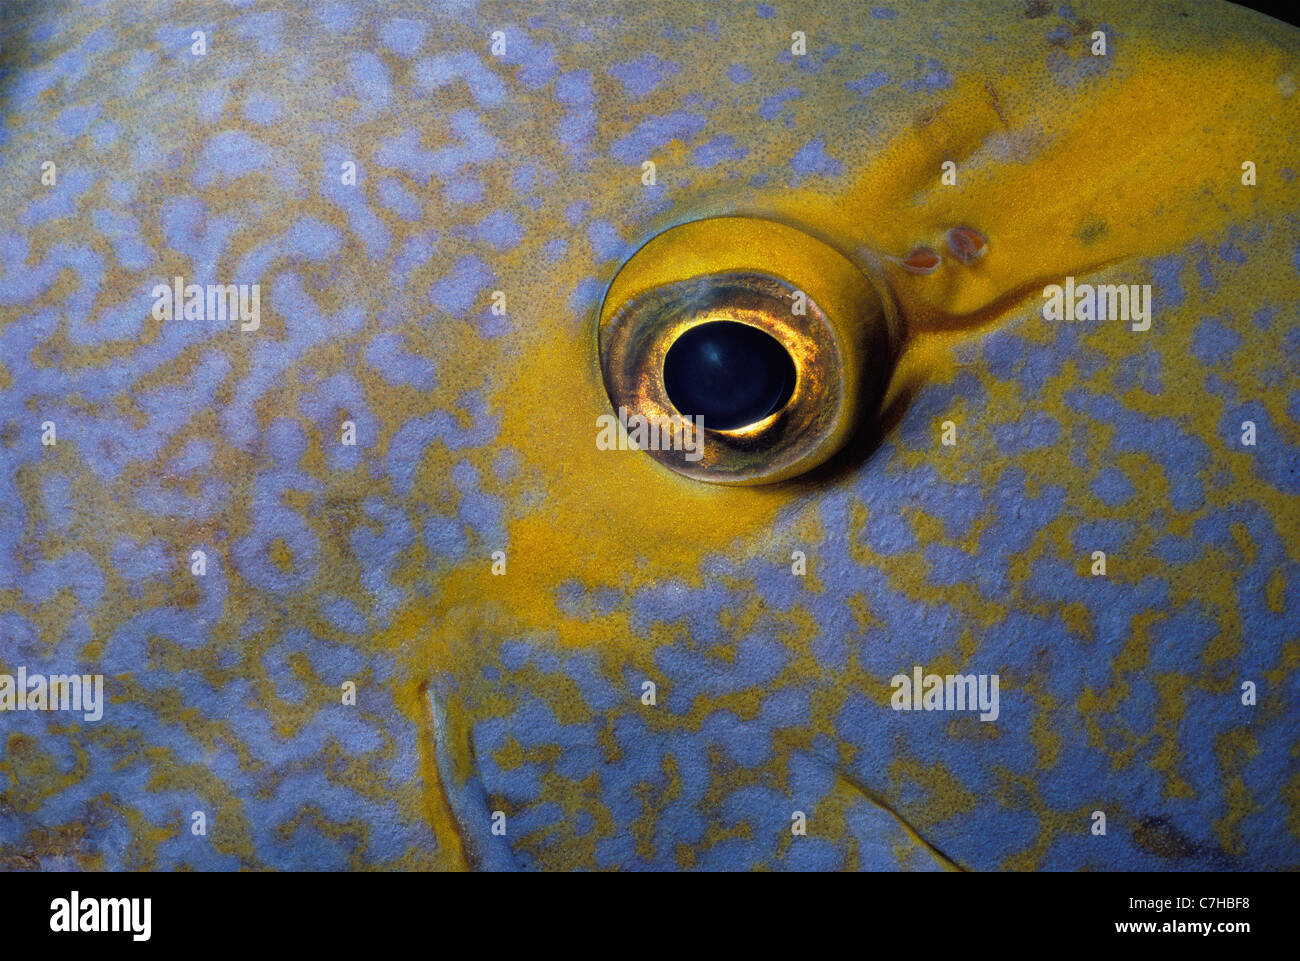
597, 217, 901, 485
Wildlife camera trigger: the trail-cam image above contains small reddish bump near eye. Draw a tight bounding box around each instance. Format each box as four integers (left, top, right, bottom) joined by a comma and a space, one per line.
945, 226, 988, 264
899, 247, 941, 274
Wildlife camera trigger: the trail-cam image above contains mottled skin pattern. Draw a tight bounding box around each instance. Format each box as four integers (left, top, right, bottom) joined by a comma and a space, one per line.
0, 0, 1297, 871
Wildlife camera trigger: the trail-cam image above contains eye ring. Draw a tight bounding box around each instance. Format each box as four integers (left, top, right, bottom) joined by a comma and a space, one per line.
597, 217, 900, 485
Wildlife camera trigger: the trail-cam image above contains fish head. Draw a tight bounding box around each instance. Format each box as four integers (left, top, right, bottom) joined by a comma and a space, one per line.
1, 0, 1297, 871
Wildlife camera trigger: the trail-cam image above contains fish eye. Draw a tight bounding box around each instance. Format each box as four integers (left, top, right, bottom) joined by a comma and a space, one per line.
598, 217, 901, 484
663, 318, 797, 431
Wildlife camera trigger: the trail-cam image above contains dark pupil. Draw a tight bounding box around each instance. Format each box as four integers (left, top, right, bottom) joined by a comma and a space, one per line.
662, 321, 796, 431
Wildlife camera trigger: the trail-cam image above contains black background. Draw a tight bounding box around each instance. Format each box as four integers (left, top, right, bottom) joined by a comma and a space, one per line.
2, 870, 1289, 950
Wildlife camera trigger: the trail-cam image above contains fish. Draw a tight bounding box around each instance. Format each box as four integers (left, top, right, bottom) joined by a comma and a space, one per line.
0, 0, 1297, 871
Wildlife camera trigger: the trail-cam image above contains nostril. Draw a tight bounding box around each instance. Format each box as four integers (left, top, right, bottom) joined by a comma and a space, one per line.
945, 227, 988, 264
901, 247, 942, 274
662, 320, 797, 431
